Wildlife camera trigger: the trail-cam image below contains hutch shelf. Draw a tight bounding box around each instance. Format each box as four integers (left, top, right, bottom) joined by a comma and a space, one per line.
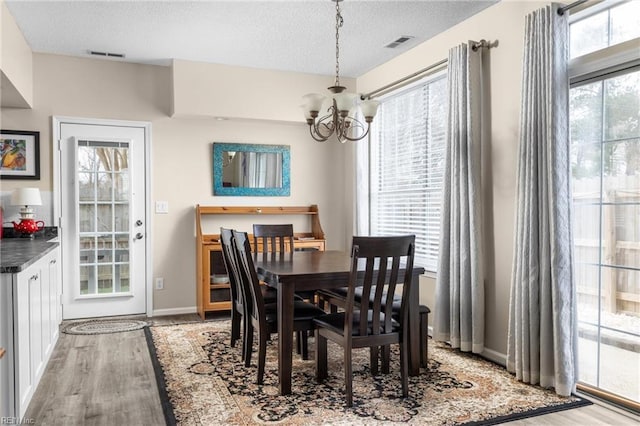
195, 205, 326, 319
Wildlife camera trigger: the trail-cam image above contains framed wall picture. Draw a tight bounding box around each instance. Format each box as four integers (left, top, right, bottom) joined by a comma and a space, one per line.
0, 130, 40, 180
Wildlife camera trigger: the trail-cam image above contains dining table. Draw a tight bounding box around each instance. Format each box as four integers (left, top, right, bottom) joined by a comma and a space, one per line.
255, 250, 425, 395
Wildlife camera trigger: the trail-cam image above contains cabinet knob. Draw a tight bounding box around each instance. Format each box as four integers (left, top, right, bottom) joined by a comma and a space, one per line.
50, 259, 57, 265
31, 274, 39, 281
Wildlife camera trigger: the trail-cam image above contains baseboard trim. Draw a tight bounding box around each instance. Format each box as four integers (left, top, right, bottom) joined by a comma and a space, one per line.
481, 347, 507, 367
427, 326, 507, 368
152, 307, 197, 317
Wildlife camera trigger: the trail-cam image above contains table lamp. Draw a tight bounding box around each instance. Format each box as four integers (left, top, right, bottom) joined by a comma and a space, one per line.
10, 188, 45, 237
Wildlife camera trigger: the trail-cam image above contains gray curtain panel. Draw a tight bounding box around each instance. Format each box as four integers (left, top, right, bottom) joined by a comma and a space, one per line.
507, 4, 578, 397
434, 42, 484, 354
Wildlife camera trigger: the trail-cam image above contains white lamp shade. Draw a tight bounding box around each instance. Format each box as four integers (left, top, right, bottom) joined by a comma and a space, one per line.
334, 92, 357, 112
11, 188, 42, 206
300, 105, 313, 120
360, 99, 381, 118
302, 93, 326, 113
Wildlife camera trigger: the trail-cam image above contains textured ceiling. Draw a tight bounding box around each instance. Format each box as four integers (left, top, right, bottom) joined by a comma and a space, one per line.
5, 0, 498, 78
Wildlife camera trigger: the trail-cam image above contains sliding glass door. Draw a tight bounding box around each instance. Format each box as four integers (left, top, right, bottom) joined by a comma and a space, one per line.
570, 68, 640, 405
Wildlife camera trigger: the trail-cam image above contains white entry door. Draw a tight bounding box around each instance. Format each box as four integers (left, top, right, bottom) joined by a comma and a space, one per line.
56, 119, 149, 319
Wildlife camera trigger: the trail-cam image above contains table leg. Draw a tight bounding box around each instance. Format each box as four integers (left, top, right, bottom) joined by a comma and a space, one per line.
408, 272, 420, 376
277, 279, 295, 395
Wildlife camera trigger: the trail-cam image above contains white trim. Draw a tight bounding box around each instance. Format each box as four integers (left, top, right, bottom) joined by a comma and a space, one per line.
569, 38, 640, 82
152, 306, 197, 317
481, 347, 507, 367
422, 270, 437, 280
52, 116, 153, 318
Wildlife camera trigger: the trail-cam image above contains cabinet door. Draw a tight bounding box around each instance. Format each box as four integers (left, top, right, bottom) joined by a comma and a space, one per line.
48, 250, 61, 341
40, 255, 52, 360
39, 249, 60, 358
0, 273, 14, 417
29, 268, 43, 385
14, 266, 34, 416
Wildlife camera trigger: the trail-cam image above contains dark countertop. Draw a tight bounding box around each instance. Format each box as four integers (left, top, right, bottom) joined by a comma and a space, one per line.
0, 238, 60, 273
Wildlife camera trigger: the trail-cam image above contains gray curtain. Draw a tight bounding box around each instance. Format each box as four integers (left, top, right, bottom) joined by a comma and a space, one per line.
434, 42, 484, 354
507, 4, 578, 397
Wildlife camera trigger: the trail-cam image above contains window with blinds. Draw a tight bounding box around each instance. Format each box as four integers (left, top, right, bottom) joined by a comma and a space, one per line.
368, 74, 447, 271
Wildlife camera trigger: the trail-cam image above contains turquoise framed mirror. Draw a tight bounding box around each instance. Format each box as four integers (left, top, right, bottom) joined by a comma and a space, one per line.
212, 142, 290, 196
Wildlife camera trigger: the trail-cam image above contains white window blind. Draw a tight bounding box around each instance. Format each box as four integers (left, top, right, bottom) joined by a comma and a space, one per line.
368, 74, 447, 271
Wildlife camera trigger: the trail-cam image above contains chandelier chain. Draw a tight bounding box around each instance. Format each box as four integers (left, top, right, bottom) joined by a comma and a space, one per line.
334, 0, 343, 88
302, 0, 378, 143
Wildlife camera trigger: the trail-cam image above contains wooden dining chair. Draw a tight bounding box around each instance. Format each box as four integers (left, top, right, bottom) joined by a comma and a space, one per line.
219, 228, 246, 352
253, 223, 316, 305
313, 235, 415, 407
220, 228, 282, 362
253, 224, 294, 253
319, 287, 431, 369
232, 230, 325, 384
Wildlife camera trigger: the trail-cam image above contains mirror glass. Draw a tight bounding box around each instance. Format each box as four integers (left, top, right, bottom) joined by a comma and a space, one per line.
213, 143, 290, 196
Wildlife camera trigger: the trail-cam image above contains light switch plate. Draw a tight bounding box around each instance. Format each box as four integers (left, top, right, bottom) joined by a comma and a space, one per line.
155, 201, 169, 214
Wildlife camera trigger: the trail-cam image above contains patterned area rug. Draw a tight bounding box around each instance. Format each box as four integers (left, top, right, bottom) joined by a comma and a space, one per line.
145, 321, 590, 425
62, 319, 147, 335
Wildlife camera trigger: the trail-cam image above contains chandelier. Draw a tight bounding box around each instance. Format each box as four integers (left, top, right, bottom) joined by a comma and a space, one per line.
301, 0, 380, 143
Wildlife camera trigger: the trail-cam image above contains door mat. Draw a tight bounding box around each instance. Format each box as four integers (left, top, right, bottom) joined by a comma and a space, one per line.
62, 319, 147, 335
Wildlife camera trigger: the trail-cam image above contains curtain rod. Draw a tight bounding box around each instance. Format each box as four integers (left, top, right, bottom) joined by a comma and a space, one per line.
557, 0, 589, 15
361, 58, 447, 100
361, 39, 497, 100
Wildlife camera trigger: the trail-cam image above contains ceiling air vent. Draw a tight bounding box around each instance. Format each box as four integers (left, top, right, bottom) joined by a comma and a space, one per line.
88, 50, 125, 59
384, 36, 414, 49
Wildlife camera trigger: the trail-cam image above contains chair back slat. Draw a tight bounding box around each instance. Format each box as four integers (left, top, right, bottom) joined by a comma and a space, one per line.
233, 230, 265, 324
253, 224, 294, 253
346, 235, 416, 338
220, 228, 245, 311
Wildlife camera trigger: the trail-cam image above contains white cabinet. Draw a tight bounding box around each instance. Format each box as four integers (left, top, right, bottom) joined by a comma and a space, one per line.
0, 246, 61, 418
0, 271, 13, 417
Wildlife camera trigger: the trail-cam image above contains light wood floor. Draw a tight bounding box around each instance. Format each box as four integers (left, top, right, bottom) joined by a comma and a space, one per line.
25, 314, 639, 425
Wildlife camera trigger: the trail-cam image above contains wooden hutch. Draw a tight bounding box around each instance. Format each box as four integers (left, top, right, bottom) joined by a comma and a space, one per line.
195, 205, 326, 319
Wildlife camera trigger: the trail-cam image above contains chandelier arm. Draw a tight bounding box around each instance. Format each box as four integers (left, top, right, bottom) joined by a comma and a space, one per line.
311, 115, 336, 140
308, 125, 330, 142
337, 119, 372, 142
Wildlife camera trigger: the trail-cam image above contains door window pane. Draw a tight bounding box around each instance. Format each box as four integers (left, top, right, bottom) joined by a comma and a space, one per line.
570, 82, 603, 146
76, 141, 131, 296
114, 204, 128, 232
604, 72, 640, 141
79, 205, 95, 233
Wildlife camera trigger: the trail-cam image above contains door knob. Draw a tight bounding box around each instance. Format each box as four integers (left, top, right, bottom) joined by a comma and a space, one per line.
134, 233, 144, 240
136, 220, 143, 226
